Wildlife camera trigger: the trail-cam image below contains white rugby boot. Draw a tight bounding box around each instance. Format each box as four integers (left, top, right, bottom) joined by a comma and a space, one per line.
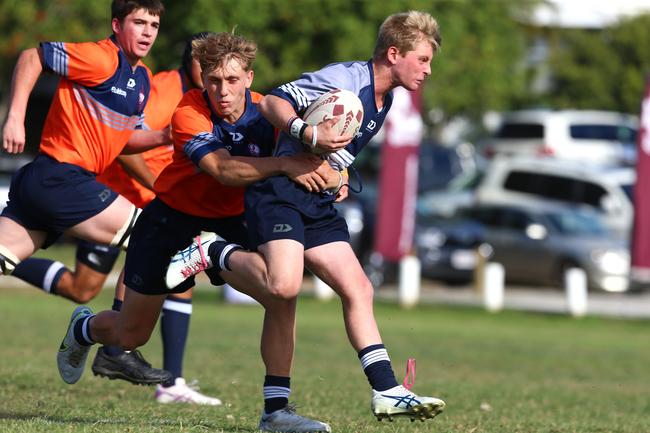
155, 378, 222, 405
57, 305, 94, 384
258, 404, 331, 432
371, 385, 445, 422
165, 232, 220, 289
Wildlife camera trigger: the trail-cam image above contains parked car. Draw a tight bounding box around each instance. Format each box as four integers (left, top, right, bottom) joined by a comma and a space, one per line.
475, 156, 634, 239
480, 109, 638, 166
415, 214, 485, 284
455, 203, 630, 292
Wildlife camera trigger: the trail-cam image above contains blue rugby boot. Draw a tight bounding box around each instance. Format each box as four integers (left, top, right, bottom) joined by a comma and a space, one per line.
57, 305, 94, 384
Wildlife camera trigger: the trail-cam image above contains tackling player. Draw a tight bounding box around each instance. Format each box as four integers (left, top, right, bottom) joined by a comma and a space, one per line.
166, 10, 446, 426
56, 32, 339, 431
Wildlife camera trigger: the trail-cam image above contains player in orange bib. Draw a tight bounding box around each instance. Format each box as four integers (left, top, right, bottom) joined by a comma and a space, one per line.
0, 0, 164, 279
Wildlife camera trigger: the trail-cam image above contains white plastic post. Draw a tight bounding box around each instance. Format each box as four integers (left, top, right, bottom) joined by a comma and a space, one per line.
398, 255, 421, 308
313, 276, 336, 301
483, 262, 505, 313
565, 268, 588, 317
223, 283, 258, 305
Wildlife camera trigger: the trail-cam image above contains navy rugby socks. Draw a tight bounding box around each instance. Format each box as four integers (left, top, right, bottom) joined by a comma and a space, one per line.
160, 296, 192, 386
263, 375, 291, 414
358, 344, 399, 391
12, 258, 67, 294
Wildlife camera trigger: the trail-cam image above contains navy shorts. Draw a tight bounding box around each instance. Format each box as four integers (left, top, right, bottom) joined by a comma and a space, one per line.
76, 239, 121, 274
245, 175, 349, 251
124, 198, 249, 295
1, 154, 118, 248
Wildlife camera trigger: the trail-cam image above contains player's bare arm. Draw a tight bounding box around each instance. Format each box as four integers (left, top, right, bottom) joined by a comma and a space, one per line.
259, 94, 352, 153
2, 47, 44, 154
116, 154, 156, 190
197, 149, 338, 192
121, 126, 172, 154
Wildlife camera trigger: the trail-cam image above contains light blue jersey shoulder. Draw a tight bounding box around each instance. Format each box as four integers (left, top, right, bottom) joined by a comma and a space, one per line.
270, 60, 393, 157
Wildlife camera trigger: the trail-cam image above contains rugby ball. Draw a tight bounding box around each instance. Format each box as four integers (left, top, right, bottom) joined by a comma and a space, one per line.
303, 89, 364, 138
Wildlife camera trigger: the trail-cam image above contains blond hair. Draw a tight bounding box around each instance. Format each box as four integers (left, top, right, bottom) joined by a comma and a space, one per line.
192, 32, 257, 73
374, 11, 441, 59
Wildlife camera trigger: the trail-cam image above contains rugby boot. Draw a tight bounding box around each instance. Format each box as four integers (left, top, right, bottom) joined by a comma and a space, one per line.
91, 346, 172, 385
258, 403, 331, 432
371, 385, 445, 422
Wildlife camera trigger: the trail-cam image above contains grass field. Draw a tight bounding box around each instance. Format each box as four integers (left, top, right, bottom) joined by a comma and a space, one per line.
1, 282, 649, 433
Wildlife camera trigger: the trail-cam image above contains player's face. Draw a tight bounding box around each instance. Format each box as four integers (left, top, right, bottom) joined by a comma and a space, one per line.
203, 58, 254, 123
391, 39, 433, 91
112, 8, 160, 66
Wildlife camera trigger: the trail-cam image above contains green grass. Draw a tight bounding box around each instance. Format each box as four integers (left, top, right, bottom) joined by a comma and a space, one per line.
0, 285, 649, 432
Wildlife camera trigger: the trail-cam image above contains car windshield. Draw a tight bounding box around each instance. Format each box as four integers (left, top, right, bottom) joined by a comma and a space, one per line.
544, 210, 607, 236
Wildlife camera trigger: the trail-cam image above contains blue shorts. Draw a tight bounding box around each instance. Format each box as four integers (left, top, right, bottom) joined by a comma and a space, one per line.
76, 240, 121, 274
124, 198, 249, 295
1, 154, 118, 248
245, 175, 349, 251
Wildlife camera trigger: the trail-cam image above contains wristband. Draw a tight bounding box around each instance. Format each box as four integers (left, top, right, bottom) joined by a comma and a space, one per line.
310, 124, 318, 149
335, 169, 344, 193
289, 117, 307, 141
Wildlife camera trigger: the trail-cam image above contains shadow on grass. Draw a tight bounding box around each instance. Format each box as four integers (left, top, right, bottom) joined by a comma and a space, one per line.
0, 411, 257, 432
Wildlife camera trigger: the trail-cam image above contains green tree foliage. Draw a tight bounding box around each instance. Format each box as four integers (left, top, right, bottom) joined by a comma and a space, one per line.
548, 14, 650, 114
0, 0, 537, 122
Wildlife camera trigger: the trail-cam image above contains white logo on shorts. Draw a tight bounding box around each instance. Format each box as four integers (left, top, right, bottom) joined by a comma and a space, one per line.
87, 253, 102, 267
273, 224, 293, 233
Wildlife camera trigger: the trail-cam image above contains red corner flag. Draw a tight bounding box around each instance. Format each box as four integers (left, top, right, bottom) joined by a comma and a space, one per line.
373, 86, 423, 261
631, 76, 650, 284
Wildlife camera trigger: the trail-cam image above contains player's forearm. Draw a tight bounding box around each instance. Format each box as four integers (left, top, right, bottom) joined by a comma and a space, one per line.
122, 129, 170, 154
198, 152, 284, 187
116, 154, 156, 190
259, 95, 297, 132
5, 48, 43, 123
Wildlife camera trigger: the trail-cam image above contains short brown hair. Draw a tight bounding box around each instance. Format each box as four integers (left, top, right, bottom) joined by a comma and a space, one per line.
111, 0, 165, 22
191, 32, 257, 73
374, 11, 441, 59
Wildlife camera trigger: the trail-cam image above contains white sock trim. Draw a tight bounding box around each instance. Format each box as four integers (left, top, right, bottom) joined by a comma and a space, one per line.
263, 385, 291, 400
162, 299, 193, 315
81, 315, 95, 344
219, 244, 240, 271
43, 261, 66, 293
360, 348, 390, 370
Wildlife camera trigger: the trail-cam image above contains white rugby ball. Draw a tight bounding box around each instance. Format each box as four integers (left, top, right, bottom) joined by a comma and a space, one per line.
303, 89, 364, 138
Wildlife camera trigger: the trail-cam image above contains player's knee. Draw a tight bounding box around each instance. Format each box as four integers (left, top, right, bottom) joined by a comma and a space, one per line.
110, 206, 141, 250
266, 278, 301, 300
0, 245, 20, 276
339, 276, 374, 304
68, 286, 103, 304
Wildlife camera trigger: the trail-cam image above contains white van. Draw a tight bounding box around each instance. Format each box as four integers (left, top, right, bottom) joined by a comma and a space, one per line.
481, 110, 638, 166
475, 156, 635, 238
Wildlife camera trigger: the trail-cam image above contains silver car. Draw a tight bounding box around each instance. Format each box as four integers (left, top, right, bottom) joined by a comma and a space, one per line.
456, 203, 630, 292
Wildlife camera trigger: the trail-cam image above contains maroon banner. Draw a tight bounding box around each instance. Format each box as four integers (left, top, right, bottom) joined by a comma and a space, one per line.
373, 86, 423, 261
631, 77, 650, 283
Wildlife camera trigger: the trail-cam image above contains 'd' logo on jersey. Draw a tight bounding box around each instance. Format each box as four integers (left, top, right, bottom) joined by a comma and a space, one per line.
127, 78, 136, 89
366, 120, 377, 131
229, 132, 244, 143
248, 143, 261, 156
